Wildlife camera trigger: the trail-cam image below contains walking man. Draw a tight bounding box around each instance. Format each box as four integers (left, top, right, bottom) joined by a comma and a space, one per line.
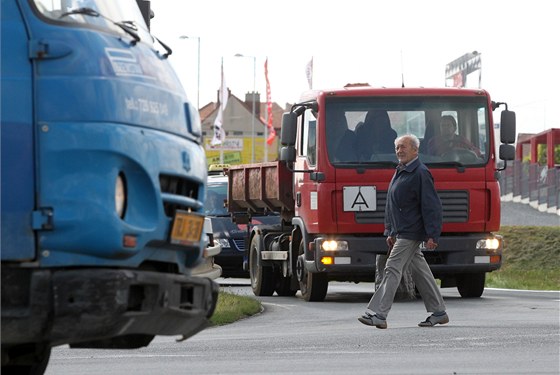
358, 134, 449, 329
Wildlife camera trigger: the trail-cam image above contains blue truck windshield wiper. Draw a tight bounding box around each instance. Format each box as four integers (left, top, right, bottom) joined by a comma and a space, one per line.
113, 21, 141, 45
59, 7, 99, 19
59, 7, 140, 45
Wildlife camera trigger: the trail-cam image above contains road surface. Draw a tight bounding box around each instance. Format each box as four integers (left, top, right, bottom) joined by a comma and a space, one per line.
46, 281, 560, 375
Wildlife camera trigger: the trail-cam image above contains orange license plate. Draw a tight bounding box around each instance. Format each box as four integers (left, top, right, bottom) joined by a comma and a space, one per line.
170, 210, 204, 246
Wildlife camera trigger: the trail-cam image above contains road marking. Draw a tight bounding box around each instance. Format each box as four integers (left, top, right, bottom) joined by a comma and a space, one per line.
261, 302, 296, 309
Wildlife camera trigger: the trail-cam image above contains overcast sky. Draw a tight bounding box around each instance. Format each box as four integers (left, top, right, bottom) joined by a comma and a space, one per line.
150, 0, 559, 136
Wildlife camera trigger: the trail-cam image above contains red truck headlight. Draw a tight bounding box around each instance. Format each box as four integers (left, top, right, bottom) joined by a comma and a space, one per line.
320, 240, 348, 251
476, 237, 501, 250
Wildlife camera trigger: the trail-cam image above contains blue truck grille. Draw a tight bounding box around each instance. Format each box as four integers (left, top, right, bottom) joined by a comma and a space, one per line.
354, 190, 469, 224
159, 174, 201, 217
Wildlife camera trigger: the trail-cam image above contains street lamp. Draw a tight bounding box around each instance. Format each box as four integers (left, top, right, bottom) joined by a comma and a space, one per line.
179, 35, 200, 110
234, 53, 256, 163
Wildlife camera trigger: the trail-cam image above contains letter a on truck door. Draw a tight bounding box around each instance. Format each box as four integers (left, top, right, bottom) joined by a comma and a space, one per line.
1, 3, 36, 260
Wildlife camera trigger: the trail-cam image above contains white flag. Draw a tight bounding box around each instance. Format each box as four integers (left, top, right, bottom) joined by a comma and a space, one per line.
211, 60, 227, 146
305, 57, 313, 89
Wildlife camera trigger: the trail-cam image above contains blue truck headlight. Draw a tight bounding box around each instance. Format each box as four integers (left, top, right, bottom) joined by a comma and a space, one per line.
115, 173, 127, 218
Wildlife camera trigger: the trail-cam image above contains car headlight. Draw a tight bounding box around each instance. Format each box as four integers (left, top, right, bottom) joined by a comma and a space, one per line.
215, 238, 230, 248
115, 173, 127, 219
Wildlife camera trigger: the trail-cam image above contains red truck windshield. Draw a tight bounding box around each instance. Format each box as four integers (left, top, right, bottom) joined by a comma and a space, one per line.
324, 96, 489, 166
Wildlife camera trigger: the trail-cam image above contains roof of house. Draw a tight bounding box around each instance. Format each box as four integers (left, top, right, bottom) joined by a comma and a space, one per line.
199, 90, 290, 133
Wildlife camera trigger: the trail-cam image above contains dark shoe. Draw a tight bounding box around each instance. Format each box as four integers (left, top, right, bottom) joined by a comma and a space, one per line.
358, 313, 387, 329
418, 313, 449, 327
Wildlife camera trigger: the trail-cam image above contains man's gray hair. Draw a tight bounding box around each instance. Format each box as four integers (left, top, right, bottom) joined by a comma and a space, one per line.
395, 134, 420, 150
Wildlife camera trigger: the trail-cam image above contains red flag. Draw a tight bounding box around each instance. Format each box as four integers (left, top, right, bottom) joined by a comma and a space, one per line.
264, 58, 276, 145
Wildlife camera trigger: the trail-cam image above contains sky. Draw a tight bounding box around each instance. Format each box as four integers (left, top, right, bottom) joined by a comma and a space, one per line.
149, 0, 559, 136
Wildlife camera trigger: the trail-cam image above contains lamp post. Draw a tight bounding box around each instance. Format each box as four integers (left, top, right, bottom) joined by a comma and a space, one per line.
179, 35, 200, 110
234, 53, 256, 163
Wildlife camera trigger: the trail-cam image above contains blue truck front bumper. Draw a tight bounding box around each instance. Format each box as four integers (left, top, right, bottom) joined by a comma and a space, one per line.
1, 267, 218, 348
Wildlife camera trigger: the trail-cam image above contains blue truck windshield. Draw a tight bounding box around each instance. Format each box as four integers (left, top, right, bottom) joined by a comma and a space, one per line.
32, 0, 152, 43
325, 96, 489, 167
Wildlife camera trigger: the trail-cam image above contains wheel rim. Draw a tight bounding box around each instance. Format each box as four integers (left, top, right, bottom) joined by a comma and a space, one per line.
296, 255, 305, 282
250, 244, 258, 289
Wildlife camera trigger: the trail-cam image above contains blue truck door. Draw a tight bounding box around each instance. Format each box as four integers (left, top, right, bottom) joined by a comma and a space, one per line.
1, 1, 36, 260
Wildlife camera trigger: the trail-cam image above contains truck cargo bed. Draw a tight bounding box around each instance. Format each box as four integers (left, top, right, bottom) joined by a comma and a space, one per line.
227, 162, 294, 218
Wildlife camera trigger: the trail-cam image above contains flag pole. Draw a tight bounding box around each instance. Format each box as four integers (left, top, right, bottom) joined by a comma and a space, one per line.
212, 57, 227, 163
264, 112, 268, 162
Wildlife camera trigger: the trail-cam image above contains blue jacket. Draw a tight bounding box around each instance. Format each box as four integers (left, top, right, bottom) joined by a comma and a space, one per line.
384, 158, 442, 242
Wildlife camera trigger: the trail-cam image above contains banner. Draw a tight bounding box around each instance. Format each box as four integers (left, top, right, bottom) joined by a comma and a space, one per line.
211, 59, 227, 146
264, 58, 276, 145
305, 57, 313, 90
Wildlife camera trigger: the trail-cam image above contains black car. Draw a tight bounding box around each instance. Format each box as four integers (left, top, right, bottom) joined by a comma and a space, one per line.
204, 172, 281, 278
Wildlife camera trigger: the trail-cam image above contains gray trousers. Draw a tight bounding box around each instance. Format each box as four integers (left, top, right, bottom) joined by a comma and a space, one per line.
376, 254, 416, 301
366, 238, 445, 319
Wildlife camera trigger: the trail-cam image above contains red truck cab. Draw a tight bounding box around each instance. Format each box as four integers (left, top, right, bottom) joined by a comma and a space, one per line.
229, 86, 516, 301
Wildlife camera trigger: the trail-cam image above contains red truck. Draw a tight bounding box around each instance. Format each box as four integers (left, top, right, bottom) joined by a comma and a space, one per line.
228, 87, 516, 301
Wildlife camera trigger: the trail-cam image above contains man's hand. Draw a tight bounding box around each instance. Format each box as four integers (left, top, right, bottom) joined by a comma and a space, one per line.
386, 236, 396, 255
425, 238, 438, 250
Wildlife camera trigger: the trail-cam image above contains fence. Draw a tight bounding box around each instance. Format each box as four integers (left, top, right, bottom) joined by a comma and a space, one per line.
499, 160, 560, 215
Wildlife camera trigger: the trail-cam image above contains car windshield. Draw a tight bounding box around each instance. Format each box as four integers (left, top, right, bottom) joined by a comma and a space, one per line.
324, 96, 489, 167
204, 180, 228, 216
32, 0, 152, 43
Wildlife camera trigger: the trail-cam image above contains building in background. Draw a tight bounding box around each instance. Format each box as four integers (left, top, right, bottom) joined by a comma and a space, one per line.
199, 90, 288, 165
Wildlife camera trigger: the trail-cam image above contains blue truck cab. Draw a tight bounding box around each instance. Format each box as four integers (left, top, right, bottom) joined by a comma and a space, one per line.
1, 0, 218, 372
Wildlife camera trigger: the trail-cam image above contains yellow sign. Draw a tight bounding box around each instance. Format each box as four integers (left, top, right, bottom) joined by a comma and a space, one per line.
204, 136, 278, 165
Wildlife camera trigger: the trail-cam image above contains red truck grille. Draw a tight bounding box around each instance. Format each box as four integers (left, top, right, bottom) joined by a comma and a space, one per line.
354, 190, 469, 224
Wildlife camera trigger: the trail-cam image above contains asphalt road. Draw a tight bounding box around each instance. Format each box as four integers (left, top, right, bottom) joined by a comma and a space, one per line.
500, 200, 559, 226
46, 281, 560, 375
43, 200, 557, 375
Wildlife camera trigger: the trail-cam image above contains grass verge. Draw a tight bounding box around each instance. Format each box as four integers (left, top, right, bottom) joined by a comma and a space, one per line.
487, 226, 560, 290
210, 290, 261, 326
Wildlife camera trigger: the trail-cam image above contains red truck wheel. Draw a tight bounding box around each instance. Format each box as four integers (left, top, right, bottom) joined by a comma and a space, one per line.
456, 273, 485, 298
249, 234, 275, 296
296, 241, 328, 302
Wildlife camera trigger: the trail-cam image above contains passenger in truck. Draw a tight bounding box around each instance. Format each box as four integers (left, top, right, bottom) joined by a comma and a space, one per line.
428, 115, 481, 157
355, 110, 397, 160
327, 110, 357, 162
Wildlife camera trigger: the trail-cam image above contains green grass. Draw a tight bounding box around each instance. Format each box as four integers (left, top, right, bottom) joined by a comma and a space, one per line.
210, 290, 262, 326
487, 226, 560, 290
486, 269, 559, 290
